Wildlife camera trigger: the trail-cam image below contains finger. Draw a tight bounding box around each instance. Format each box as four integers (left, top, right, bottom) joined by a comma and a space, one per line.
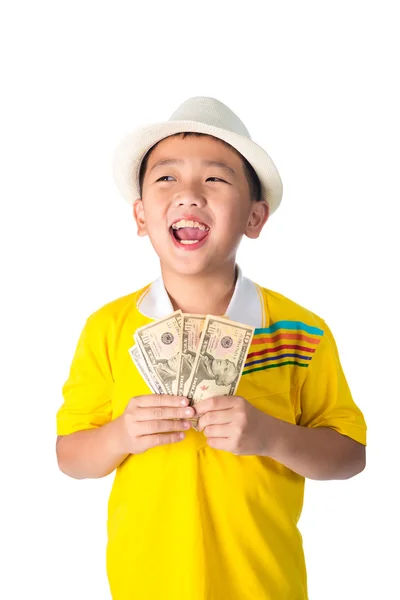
202, 424, 231, 438
197, 409, 233, 432
195, 396, 235, 416
136, 405, 195, 421
135, 394, 189, 408
140, 431, 187, 451
206, 437, 231, 451
138, 418, 191, 436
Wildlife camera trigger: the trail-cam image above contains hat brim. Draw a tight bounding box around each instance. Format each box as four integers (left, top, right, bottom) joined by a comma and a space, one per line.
112, 120, 283, 214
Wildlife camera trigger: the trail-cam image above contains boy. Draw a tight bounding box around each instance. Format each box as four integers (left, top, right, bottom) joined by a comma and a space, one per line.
56, 97, 367, 600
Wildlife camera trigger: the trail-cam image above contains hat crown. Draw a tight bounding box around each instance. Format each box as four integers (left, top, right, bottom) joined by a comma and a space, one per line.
169, 97, 251, 139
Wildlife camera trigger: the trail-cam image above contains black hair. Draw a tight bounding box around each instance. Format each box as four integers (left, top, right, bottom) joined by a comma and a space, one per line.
138, 132, 262, 202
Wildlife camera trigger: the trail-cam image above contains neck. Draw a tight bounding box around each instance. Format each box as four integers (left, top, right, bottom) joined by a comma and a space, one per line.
161, 262, 237, 315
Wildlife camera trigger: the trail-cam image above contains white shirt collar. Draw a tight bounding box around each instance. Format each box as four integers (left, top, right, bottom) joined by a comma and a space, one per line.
136, 265, 265, 328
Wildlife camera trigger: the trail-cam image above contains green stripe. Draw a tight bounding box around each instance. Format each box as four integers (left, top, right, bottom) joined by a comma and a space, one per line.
243, 361, 309, 375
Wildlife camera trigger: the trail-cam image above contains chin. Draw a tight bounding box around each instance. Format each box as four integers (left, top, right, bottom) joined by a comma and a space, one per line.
162, 255, 213, 277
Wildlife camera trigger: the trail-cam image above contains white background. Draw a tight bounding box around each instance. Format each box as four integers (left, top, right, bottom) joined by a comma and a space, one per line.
1, 1, 398, 598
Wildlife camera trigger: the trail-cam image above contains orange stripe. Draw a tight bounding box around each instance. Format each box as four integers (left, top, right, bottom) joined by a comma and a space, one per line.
247, 344, 317, 359
252, 332, 321, 345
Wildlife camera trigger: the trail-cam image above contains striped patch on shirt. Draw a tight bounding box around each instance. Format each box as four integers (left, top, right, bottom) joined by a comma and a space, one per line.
242, 320, 324, 375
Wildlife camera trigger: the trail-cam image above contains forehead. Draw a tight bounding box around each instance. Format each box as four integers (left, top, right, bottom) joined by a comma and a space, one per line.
147, 134, 243, 166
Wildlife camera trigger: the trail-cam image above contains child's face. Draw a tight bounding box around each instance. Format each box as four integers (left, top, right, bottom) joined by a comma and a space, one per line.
134, 134, 268, 276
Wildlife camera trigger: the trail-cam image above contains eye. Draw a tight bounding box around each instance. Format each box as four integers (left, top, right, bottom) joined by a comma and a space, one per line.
206, 177, 227, 183
156, 176, 175, 182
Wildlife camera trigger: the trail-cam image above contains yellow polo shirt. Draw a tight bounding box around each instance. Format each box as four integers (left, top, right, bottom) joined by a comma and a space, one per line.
56, 271, 367, 600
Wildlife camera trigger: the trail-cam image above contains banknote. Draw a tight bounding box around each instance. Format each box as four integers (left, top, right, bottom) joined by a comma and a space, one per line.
177, 314, 205, 397
128, 344, 164, 395
134, 310, 183, 395
186, 315, 254, 404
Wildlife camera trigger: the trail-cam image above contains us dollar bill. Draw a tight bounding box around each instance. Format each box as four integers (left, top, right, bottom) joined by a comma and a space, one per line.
186, 315, 254, 404
134, 310, 182, 395
177, 314, 205, 397
128, 344, 164, 395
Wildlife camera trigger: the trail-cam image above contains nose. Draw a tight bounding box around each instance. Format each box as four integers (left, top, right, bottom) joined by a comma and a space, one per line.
172, 188, 207, 208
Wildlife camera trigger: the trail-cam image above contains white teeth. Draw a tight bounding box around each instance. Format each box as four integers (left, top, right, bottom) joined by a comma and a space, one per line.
179, 239, 199, 245
171, 219, 209, 231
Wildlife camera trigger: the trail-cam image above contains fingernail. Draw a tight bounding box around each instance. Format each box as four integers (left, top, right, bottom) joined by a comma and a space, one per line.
183, 421, 190, 429
180, 398, 188, 406
184, 408, 193, 416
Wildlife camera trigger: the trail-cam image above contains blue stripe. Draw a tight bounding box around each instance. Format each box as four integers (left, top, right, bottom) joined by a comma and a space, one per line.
245, 352, 313, 367
254, 320, 324, 336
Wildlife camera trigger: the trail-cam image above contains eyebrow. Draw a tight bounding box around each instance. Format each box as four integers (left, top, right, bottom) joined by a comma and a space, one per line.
149, 158, 236, 176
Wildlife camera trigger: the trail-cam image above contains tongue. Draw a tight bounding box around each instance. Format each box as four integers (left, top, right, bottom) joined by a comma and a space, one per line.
174, 227, 208, 241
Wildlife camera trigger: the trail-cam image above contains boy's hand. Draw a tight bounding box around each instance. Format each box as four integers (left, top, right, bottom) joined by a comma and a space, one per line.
195, 395, 274, 456
118, 395, 195, 455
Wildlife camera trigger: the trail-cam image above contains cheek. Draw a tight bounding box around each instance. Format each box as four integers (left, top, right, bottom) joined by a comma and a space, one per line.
143, 202, 167, 233
215, 215, 247, 249
215, 197, 249, 231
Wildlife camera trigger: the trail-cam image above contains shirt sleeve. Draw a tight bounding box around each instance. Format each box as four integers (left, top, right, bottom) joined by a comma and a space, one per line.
56, 314, 114, 436
297, 319, 367, 445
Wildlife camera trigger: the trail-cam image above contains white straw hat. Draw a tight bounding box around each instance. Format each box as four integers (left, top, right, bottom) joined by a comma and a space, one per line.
112, 96, 283, 214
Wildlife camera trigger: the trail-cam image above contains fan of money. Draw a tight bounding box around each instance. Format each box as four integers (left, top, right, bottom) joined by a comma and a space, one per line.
129, 311, 254, 428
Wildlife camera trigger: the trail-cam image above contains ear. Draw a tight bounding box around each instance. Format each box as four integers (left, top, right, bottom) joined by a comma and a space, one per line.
133, 199, 148, 237
245, 201, 269, 239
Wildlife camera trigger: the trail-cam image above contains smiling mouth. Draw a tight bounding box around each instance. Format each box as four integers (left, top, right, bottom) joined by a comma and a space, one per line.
170, 219, 210, 245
